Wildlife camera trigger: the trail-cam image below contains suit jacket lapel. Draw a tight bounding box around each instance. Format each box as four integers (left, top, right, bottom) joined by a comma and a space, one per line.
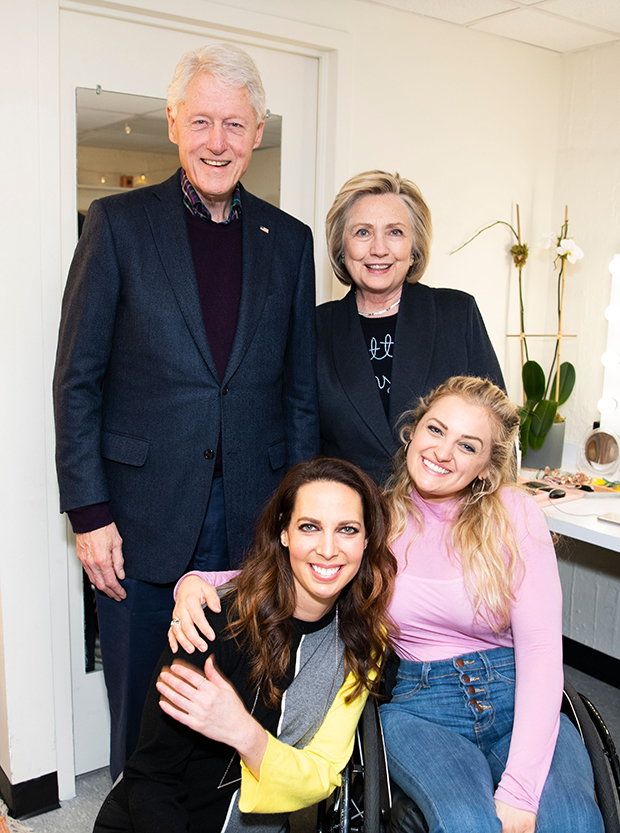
224, 187, 272, 382
145, 173, 219, 379
389, 281, 436, 424
332, 289, 394, 454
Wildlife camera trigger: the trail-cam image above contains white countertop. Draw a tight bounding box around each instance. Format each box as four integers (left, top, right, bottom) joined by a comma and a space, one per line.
543, 495, 620, 552
522, 442, 620, 552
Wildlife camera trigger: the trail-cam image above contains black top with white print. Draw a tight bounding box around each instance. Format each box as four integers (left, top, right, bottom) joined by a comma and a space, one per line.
359, 312, 398, 416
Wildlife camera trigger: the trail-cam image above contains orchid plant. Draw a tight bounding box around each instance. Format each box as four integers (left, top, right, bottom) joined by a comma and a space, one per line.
452, 209, 583, 458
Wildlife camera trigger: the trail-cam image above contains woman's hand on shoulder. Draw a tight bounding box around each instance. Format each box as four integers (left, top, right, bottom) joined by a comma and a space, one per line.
168, 576, 221, 653
494, 799, 536, 833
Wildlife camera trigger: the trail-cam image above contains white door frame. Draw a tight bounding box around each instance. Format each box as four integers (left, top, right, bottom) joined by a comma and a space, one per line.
52, 0, 351, 797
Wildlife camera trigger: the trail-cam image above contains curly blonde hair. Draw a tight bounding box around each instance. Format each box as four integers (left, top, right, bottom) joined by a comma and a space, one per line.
384, 376, 522, 631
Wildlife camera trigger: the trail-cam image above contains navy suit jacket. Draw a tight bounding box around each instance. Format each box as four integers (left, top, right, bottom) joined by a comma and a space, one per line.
316, 281, 504, 485
54, 172, 319, 580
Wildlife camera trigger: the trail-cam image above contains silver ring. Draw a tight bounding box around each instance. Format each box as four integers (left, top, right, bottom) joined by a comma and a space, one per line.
170, 617, 181, 628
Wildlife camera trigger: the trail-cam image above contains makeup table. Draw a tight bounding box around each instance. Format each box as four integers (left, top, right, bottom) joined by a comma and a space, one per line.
522, 450, 620, 672
542, 495, 620, 553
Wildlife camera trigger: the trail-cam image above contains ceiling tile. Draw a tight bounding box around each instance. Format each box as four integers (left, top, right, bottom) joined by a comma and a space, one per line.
471, 8, 620, 51
361, 0, 518, 26
540, 0, 620, 34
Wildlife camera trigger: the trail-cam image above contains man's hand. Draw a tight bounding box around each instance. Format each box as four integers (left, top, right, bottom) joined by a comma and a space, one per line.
168, 576, 221, 653
157, 656, 268, 778
494, 800, 536, 833
76, 522, 126, 601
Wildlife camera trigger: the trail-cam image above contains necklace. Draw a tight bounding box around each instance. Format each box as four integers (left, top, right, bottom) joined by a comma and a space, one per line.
357, 297, 401, 317
217, 686, 261, 789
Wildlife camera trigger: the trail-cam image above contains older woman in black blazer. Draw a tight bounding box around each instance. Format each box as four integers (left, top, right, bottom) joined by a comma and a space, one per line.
316, 171, 504, 485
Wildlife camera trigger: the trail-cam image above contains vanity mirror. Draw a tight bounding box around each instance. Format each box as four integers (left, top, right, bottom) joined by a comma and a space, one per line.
577, 427, 620, 480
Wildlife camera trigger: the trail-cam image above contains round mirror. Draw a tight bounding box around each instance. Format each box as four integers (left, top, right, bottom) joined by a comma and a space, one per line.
577, 428, 620, 478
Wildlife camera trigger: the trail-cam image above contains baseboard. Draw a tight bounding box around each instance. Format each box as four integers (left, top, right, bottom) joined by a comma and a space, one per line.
563, 636, 620, 690
0, 766, 59, 819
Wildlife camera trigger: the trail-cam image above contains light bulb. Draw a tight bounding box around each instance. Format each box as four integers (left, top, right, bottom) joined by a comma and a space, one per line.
597, 396, 617, 415
100, 176, 106, 184
601, 351, 620, 368
125, 123, 131, 134
609, 254, 620, 277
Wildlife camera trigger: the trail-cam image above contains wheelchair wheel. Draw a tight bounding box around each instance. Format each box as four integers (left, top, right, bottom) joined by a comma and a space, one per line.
563, 681, 620, 833
317, 698, 390, 833
360, 696, 391, 832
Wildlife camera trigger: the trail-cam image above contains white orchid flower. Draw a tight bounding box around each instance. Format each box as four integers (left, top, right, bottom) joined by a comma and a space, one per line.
540, 232, 556, 249
556, 238, 584, 264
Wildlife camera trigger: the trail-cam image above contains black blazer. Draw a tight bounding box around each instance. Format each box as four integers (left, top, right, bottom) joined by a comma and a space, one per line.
54, 172, 319, 580
316, 281, 504, 485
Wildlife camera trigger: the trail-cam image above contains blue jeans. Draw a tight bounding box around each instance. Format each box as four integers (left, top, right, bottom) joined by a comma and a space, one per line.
380, 648, 603, 833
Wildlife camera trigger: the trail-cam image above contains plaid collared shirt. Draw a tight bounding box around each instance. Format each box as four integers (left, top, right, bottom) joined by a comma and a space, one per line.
180, 169, 242, 223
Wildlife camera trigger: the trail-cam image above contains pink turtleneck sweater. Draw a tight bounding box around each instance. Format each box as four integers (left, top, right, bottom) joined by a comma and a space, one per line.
389, 486, 563, 814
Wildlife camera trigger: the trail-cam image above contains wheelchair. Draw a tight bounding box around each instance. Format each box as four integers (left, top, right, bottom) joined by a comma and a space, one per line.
318, 680, 620, 833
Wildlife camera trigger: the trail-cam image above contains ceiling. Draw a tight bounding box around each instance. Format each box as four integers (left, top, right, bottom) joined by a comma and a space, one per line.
76, 88, 282, 155
76, 1, 617, 151
360, 0, 620, 52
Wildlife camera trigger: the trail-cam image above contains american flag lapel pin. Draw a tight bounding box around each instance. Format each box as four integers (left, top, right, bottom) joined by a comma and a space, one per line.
260, 226, 269, 234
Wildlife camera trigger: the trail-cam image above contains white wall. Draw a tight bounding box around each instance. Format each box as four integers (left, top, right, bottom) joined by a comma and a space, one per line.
552, 43, 620, 444
0, 0, 616, 798
0, 0, 64, 786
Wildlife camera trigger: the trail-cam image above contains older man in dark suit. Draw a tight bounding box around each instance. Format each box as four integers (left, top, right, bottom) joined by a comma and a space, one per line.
53, 43, 319, 779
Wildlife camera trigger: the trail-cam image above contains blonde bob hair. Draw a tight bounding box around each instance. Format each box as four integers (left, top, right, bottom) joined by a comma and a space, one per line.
167, 42, 266, 122
385, 376, 522, 631
326, 170, 433, 287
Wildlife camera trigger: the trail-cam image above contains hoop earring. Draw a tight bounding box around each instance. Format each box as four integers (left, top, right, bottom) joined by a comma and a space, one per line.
404, 439, 411, 454
472, 476, 490, 497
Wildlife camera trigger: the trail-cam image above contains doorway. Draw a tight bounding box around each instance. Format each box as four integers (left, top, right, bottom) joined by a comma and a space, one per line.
59, 7, 320, 776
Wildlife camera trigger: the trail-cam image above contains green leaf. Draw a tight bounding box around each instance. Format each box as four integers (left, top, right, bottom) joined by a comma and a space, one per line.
520, 415, 531, 458
549, 362, 576, 407
528, 399, 558, 449
522, 360, 545, 405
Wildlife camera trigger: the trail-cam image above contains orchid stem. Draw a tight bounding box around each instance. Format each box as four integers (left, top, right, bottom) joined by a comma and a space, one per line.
518, 267, 529, 362
450, 220, 518, 255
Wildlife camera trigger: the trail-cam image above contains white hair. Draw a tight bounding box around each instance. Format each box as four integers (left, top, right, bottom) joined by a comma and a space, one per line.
167, 42, 266, 122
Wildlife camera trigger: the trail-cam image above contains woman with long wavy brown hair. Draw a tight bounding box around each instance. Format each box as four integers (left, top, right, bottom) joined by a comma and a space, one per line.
94, 456, 396, 833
